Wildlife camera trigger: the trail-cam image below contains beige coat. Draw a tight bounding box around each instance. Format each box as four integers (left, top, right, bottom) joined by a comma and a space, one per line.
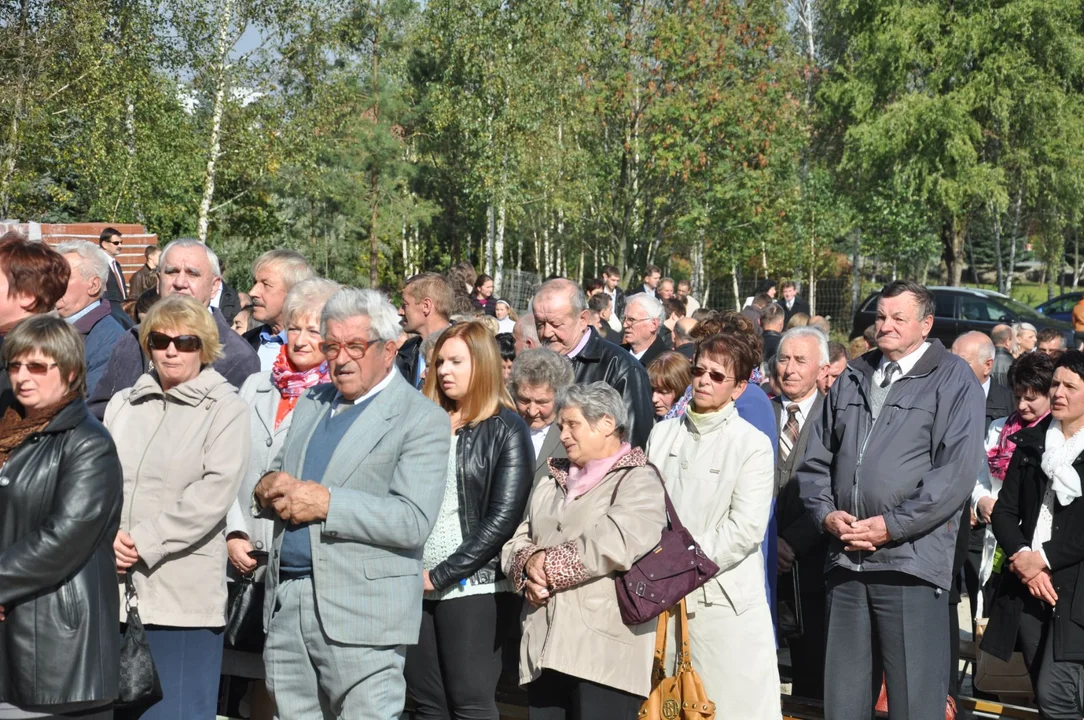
105, 368, 251, 627
501, 448, 666, 697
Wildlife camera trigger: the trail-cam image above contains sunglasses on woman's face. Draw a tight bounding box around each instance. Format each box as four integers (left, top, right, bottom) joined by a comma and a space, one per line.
691, 366, 734, 384
147, 331, 202, 353
8, 361, 58, 375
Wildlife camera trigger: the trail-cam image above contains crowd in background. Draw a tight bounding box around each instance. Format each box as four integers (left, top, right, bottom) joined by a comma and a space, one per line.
0, 229, 1082, 720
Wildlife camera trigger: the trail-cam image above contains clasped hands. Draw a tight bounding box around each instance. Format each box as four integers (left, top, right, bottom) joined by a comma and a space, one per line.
824, 511, 892, 552
254, 471, 330, 525
1009, 549, 1057, 605
524, 551, 551, 607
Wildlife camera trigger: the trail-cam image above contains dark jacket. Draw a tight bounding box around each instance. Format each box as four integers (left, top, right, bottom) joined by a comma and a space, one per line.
797, 340, 986, 590
741, 305, 763, 335
242, 323, 274, 352
982, 416, 1084, 663
87, 308, 260, 419
780, 297, 811, 327
0, 397, 123, 708
568, 327, 654, 449
395, 335, 423, 387
676, 342, 695, 360
762, 330, 782, 364
128, 264, 156, 301
609, 287, 627, 320
992, 346, 1014, 388
216, 282, 243, 326
471, 296, 498, 317
775, 393, 829, 593
103, 259, 126, 304
623, 335, 668, 369
428, 408, 534, 591
72, 300, 127, 397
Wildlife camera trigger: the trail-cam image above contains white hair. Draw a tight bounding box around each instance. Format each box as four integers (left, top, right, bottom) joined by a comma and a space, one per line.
779, 326, 830, 366
557, 382, 629, 441
514, 313, 539, 343
1013, 322, 1037, 336
161, 238, 221, 278
253, 249, 315, 290
55, 240, 111, 285
321, 287, 401, 343
282, 278, 341, 328
626, 293, 663, 321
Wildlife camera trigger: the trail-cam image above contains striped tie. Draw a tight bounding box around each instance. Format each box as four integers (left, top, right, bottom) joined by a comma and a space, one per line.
780, 404, 801, 463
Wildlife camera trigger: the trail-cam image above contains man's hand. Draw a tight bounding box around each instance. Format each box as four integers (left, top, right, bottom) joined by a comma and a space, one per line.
840, 515, 892, 552
777, 537, 795, 574
525, 550, 548, 590
976, 496, 997, 525
823, 510, 857, 540
270, 481, 331, 524
525, 580, 550, 607
1009, 550, 1047, 583
423, 570, 436, 593
1026, 569, 1058, 605
0, 604, 6, 621
114, 530, 139, 573
254, 471, 302, 510
227, 533, 257, 575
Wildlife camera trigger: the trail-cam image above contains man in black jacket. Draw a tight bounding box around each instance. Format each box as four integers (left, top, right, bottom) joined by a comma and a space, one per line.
98, 227, 127, 304
601, 264, 626, 331
991, 324, 1015, 386
761, 302, 785, 363
531, 278, 653, 448
241, 249, 315, 370
779, 281, 811, 328
396, 272, 454, 387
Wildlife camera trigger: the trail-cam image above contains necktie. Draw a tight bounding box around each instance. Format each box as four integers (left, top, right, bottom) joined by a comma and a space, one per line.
780, 404, 801, 463
113, 260, 127, 300
880, 361, 900, 388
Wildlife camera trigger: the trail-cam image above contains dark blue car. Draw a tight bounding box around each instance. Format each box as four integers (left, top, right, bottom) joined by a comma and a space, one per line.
1035, 292, 1084, 323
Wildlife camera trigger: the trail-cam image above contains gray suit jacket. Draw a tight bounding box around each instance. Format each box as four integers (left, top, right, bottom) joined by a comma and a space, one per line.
774, 394, 829, 589
257, 372, 451, 646
533, 424, 567, 483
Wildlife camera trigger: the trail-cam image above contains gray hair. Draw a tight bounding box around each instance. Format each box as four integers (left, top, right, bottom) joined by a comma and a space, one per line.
514, 313, 539, 343
533, 278, 587, 316
161, 238, 221, 278
1013, 322, 1037, 336
321, 287, 401, 343
626, 293, 663, 321
556, 381, 628, 440
282, 278, 341, 328
779, 326, 830, 366
253, 249, 315, 291
509, 348, 575, 396
55, 240, 111, 285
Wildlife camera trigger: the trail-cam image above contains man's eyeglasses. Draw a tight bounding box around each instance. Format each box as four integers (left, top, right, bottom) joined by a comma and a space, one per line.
623, 316, 652, 327
101, 239, 122, 246
147, 332, 203, 353
320, 339, 376, 360
8, 361, 58, 375
692, 366, 735, 384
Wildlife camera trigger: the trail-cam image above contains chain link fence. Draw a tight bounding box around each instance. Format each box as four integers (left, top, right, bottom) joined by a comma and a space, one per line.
500, 269, 544, 315
703, 276, 863, 338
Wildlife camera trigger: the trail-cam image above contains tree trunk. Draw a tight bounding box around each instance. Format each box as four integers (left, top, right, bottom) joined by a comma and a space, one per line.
485, 202, 495, 277
731, 258, 740, 311
0, 0, 31, 217
495, 198, 506, 292
850, 228, 862, 312
1007, 188, 1022, 294
197, 0, 235, 245
993, 202, 1004, 293
941, 215, 967, 287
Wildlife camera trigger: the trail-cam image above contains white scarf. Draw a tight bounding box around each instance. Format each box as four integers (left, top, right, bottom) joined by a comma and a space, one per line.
1041, 419, 1084, 506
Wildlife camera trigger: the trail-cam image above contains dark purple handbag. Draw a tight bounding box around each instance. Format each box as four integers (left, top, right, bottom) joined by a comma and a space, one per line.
613, 467, 720, 625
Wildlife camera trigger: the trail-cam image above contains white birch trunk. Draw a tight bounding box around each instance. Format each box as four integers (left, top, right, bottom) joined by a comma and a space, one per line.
495, 198, 505, 292
196, 0, 235, 245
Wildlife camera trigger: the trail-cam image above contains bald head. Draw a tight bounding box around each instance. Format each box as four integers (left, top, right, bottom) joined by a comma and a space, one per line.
952, 331, 996, 383
990, 324, 1014, 350
674, 317, 698, 347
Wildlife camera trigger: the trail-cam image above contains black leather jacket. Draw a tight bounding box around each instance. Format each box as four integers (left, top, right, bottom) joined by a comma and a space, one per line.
395, 335, 422, 386
0, 396, 123, 708
569, 327, 654, 449
428, 408, 534, 591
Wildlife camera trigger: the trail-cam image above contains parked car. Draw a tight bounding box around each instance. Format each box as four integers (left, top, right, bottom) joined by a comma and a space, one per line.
851, 286, 1073, 346
1035, 292, 1084, 324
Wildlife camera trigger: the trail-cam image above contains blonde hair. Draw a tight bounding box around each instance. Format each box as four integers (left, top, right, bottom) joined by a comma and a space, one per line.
423, 321, 512, 426
139, 294, 224, 366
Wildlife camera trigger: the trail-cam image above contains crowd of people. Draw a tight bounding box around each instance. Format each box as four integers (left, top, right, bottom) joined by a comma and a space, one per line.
0, 228, 1082, 720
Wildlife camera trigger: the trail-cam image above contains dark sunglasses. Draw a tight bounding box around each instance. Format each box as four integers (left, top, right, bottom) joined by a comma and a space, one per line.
8, 361, 58, 375
692, 366, 734, 384
101, 239, 122, 246
147, 331, 202, 353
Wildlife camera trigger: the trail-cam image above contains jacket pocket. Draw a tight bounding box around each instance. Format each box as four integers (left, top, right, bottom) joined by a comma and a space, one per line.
576, 579, 631, 644
362, 556, 418, 579
58, 580, 79, 631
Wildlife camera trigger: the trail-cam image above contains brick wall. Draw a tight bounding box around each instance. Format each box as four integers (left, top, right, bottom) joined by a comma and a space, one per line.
0, 221, 158, 275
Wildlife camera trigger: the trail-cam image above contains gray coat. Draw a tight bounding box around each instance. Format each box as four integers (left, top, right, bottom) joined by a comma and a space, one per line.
796, 340, 985, 590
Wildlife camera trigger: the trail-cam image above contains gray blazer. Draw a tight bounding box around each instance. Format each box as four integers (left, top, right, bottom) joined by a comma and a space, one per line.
226, 372, 294, 578
256, 371, 451, 646
533, 424, 567, 483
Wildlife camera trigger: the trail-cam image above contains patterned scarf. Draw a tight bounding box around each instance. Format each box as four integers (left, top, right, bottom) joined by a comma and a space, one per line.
988, 410, 1048, 481
0, 394, 75, 465
270, 346, 329, 427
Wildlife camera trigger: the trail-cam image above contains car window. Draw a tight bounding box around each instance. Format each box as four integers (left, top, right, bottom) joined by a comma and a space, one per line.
934, 294, 955, 319
959, 296, 1010, 323
1000, 297, 1049, 321
1041, 296, 1079, 314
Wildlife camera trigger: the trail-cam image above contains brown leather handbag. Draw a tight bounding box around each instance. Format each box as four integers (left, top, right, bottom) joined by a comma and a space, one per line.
639, 599, 716, 720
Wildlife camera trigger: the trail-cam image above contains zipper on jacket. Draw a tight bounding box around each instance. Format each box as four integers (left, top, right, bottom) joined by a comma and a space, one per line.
127, 398, 170, 530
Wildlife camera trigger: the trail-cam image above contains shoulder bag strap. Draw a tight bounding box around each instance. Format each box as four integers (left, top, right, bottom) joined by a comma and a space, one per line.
675, 597, 693, 672
609, 463, 677, 532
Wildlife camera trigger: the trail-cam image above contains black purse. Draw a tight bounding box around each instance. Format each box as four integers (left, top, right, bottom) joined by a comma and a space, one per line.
116, 575, 163, 709
224, 574, 266, 653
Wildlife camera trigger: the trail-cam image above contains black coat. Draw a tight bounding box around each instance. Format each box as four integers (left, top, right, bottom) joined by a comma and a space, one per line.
762, 330, 782, 364
216, 282, 243, 326
981, 416, 1084, 663
623, 335, 668, 369
428, 408, 534, 591
0, 397, 123, 707
103, 259, 126, 304
780, 297, 811, 327
242, 323, 274, 352
395, 335, 423, 387
569, 327, 654, 449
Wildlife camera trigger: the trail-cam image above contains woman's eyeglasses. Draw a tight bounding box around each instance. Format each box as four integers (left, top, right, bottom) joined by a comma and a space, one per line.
8, 361, 58, 375
692, 366, 734, 384
147, 332, 203, 353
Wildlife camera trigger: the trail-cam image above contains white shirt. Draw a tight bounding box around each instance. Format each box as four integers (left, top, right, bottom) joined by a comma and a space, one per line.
778, 391, 819, 435
981, 377, 991, 399
530, 424, 551, 458
872, 342, 931, 388
1031, 485, 1056, 569
632, 346, 647, 361
331, 368, 396, 416
210, 282, 223, 309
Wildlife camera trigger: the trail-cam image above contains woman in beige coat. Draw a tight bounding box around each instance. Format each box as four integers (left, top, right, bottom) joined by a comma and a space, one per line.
104, 295, 250, 720
502, 382, 666, 720
647, 331, 780, 719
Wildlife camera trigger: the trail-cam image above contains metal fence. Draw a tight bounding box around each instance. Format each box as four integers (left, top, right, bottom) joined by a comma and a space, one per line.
703, 276, 861, 338
500, 269, 544, 315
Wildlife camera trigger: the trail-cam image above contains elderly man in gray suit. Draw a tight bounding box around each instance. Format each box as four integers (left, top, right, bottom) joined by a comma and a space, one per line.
252, 287, 451, 719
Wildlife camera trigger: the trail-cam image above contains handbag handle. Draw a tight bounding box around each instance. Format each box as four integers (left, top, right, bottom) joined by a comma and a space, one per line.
675, 598, 693, 672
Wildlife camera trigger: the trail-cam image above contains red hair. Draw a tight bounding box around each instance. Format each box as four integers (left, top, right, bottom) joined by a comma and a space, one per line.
0, 233, 70, 314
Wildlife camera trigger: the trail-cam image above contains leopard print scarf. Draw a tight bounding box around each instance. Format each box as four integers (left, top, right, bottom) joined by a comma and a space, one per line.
0, 394, 75, 466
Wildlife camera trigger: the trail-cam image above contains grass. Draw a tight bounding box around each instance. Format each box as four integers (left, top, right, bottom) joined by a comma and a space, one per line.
963, 282, 1075, 307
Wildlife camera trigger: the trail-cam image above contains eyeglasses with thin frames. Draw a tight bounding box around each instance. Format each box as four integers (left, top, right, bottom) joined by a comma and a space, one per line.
8, 361, 58, 375
622, 316, 652, 327
692, 366, 735, 384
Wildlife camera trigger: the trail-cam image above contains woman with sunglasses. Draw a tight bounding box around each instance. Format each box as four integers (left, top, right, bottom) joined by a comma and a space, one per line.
646, 331, 780, 719
0, 316, 122, 720
104, 294, 250, 720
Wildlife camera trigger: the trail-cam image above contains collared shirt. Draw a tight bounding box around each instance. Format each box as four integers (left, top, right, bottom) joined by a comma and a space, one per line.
605, 287, 618, 314
257, 328, 287, 371
872, 342, 931, 388
982, 377, 991, 399
530, 424, 551, 458
565, 329, 592, 360
331, 368, 396, 416
632, 345, 648, 360
778, 390, 819, 435
65, 299, 101, 325
209, 282, 223, 309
